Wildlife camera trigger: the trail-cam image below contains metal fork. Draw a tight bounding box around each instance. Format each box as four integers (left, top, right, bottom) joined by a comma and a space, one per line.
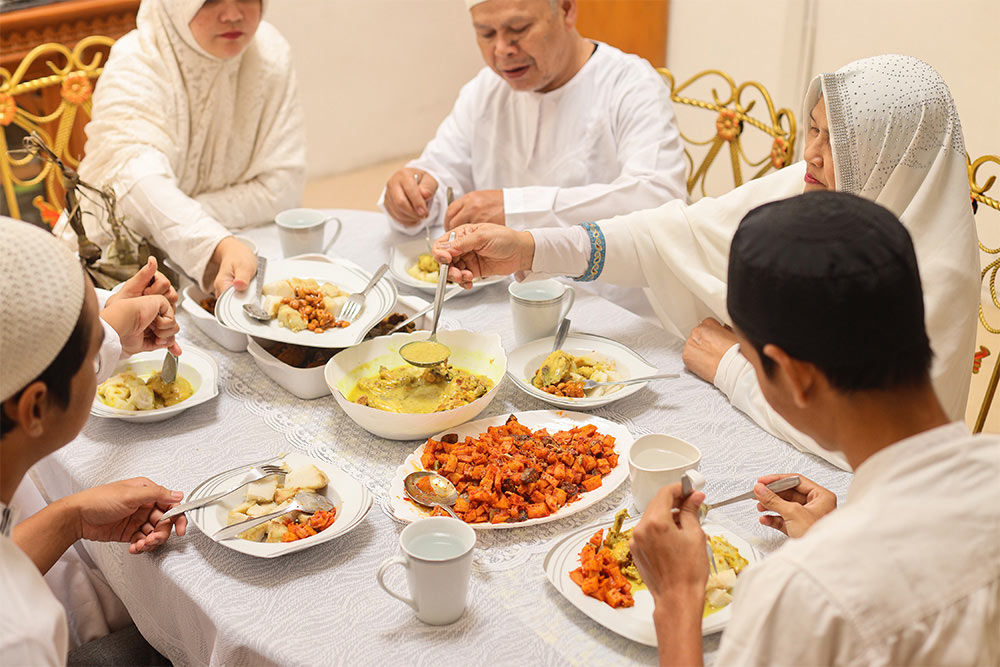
160, 464, 286, 520
581, 372, 680, 390
337, 263, 388, 323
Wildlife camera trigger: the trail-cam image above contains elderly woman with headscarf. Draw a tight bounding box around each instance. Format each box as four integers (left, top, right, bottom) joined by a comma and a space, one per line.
433, 55, 979, 470
73, 0, 305, 295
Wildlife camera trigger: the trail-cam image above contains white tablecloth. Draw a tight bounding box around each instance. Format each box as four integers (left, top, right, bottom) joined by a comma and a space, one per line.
31, 210, 852, 666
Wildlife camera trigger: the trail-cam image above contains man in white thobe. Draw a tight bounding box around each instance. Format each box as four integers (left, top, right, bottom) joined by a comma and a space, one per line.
379, 0, 686, 235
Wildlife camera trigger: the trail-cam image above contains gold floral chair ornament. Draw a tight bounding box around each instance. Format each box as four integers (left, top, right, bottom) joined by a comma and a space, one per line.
969, 152, 1000, 432
0, 36, 113, 220
657, 68, 797, 198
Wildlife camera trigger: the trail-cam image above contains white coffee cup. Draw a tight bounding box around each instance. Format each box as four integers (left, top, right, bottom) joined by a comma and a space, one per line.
628, 433, 702, 512
508, 279, 575, 346
376, 517, 476, 625
275, 208, 342, 258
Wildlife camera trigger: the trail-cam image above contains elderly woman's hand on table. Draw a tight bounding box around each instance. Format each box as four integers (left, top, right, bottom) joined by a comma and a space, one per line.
683, 318, 740, 382
432, 223, 535, 288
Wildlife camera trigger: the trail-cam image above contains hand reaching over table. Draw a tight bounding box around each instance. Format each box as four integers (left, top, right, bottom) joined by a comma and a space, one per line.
385, 167, 438, 226
432, 223, 535, 288
210, 236, 258, 296
754, 473, 837, 538
444, 189, 504, 231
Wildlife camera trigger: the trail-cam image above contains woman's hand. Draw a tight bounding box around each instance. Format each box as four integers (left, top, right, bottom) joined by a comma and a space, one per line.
683, 318, 739, 382
432, 224, 534, 288
754, 473, 837, 538
65, 478, 187, 554
210, 236, 257, 296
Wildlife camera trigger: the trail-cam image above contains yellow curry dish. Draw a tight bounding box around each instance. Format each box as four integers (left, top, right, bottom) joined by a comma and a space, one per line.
348, 363, 493, 413
532, 350, 620, 398
407, 253, 441, 283
98, 370, 194, 411
602, 509, 748, 616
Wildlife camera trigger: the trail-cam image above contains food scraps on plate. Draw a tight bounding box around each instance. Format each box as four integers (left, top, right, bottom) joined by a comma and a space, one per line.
533, 350, 620, 398
227, 463, 336, 543
98, 370, 193, 411
419, 415, 619, 524
259, 277, 351, 333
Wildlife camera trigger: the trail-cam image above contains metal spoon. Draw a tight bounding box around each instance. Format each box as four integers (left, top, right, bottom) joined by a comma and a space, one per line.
581, 372, 680, 390
400, 231, 455, 367
242, 256, 270, 322
404, 471, 460, 519
212, 491, 334, 541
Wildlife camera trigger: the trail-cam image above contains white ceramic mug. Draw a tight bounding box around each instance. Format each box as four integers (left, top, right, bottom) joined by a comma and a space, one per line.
508, 279, 575, 346
628, 433, 702, 512
275, 209, 342, 258
376, 517, 476, 625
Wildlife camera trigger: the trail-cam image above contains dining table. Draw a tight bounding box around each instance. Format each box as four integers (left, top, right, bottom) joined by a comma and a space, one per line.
30, 209, 853, 666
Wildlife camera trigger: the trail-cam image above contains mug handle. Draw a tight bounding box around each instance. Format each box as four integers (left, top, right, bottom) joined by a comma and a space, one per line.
322, 217, 343, 254
559, 285, 575, 320
376, 555, 417, 610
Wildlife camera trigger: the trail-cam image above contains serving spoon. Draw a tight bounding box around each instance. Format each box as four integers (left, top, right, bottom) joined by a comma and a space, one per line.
404, 471, 460, 519
400, 231, 456, 367
242, 255, 271, 322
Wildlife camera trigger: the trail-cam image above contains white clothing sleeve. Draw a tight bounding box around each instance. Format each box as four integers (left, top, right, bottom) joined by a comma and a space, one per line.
714, 345, 851, 470
528, 226, 590, 278
116, 155, 230, 291
94, 289, 122, 383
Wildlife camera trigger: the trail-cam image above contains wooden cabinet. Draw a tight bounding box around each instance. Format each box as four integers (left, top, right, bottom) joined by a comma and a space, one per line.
575, 0, 668, 67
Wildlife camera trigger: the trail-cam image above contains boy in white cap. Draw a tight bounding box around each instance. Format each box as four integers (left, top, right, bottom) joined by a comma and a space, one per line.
0, 219, 187, 664
380, 0, 685, 236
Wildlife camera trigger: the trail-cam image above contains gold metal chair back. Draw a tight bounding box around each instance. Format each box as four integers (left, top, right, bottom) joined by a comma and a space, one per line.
656, 67, 796, 199
1, 36, 115, 224
969, 152, 1000, 432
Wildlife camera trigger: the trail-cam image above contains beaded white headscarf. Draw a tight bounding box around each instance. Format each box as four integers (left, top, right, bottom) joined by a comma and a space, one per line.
0, 218, 85, 402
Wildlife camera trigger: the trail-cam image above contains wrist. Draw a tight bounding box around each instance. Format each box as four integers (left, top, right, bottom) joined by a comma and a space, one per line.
51, 495, 84, 542
520, 230, 535, 272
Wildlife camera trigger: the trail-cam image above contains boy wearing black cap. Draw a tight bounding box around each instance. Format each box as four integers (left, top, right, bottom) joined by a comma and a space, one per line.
629, 192, 999, 665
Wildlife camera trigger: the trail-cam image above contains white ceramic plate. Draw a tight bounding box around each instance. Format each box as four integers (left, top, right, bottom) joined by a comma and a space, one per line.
389, 239, 506, 294
187, 452, 373, 559
90, 347, 219, 423
543, 516, 760, 642
507, 333, 659, 410
214, 258, 397, 348
387, 410, 633, 528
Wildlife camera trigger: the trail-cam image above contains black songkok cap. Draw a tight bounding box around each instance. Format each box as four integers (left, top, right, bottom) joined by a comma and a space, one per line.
727, 191, 928, 367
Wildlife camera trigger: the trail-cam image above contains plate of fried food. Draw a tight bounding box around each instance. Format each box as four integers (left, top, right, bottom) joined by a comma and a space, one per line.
389, 239, 507, 294
214, 257, 396, 347
506, 333, 659, 410
387, 410, 633, 528
187, 452, 373, 558
91, 347, 219, 423
544, 509, 759, 643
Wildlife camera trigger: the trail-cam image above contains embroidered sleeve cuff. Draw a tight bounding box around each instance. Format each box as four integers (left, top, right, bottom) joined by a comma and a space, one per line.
575, 222, 607, 282
529, 226, 590, 278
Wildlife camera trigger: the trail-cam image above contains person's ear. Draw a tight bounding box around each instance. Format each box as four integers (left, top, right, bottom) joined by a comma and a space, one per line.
562, 0, 577, 27
762, 344, 821, 408
13, 382, 48, 438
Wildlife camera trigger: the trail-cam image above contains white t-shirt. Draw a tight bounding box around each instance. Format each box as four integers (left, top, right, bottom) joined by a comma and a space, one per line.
0, 503, 69, 666
716, 422, 1000, 665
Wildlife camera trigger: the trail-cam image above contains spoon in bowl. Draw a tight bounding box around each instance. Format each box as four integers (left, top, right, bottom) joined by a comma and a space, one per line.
400, 231, 455, 367
242, 256, 271, 322
404, 471, 460, 519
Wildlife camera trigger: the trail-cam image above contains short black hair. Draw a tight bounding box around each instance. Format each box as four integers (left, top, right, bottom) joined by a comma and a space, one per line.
727, 191, 932, 393
0, 306, 91, 438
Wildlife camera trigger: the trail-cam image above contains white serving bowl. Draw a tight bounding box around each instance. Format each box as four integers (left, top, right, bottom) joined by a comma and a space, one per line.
181, 285, 249, 352
324, 329, 507, 440
91, 347, 219, 423
246, 295, 435, 401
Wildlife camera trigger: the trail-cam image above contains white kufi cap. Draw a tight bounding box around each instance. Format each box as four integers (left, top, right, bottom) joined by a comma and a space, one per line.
1, 218, 86, 402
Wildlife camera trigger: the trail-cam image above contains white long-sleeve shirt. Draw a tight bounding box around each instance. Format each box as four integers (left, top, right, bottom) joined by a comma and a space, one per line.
380, 41, 687, 233
715, 422, 1000, 665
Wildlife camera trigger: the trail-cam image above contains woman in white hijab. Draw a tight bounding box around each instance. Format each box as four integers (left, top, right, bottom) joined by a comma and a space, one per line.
434, 55, 979, 470
73, 0, 305, 295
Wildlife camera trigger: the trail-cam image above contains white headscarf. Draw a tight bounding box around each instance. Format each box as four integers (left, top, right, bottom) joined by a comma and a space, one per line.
1, 218, 86, 402
78, 0, 304, 222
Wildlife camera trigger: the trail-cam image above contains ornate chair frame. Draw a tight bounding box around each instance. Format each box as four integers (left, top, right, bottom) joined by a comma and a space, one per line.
1, 36, 115, 223
656, 67, 797, 198
969, 152, 1000, 432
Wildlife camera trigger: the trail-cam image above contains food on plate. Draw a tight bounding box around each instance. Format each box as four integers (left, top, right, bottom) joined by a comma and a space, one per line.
198, 294, 217, 315
407, 253, 441, 283
348, 363, 492, 413
418, 415, 618, 524
569, 508, 749, 613
258, 313, 416, 369
532, 350, 620, 398
226, 462, 337, 543
260, 277, 351, 333
97, 370, 194, 410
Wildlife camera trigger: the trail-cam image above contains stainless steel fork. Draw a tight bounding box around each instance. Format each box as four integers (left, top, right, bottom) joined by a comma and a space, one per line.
337, 263, 388, 323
